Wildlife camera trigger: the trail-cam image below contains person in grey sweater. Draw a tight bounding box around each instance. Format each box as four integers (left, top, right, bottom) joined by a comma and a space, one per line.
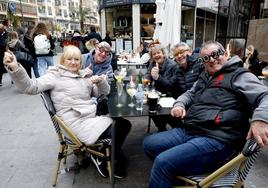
143, 40, 268, 188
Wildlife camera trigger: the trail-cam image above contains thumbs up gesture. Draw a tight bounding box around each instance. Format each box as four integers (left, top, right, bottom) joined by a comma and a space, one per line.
151, 63, 159, 80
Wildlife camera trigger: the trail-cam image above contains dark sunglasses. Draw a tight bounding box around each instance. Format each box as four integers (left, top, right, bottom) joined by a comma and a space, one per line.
197, 49, 225, 64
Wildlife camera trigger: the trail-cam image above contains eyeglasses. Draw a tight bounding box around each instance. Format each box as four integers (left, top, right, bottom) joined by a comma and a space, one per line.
98, 47, 110, 56
175, 49, 189, 57
197, 49, 225, 64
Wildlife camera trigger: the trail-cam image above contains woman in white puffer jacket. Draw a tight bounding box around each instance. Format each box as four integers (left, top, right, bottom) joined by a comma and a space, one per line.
3, 45, 131, 178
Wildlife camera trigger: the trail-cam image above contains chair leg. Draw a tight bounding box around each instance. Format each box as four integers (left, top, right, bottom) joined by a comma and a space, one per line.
147, 116, 151, 133
52, 158, 61, 186
106, 147, 112, 181
52, 144, 65, 186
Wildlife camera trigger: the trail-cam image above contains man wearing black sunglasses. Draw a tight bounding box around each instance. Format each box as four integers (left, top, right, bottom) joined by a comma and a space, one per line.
143, 40, 268, 187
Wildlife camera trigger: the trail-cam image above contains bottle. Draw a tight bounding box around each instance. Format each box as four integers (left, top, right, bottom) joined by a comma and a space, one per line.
135, 84, 144, 111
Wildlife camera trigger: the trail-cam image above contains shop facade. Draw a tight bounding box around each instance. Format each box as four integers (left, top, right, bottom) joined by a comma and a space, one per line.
99, 0, 264, 53
99, 0, 197, 53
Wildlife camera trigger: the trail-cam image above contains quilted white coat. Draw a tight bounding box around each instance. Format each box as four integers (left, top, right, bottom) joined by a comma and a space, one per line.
8, 64, 113, 144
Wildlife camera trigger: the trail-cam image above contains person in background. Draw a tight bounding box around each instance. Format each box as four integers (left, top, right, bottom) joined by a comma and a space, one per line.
245, 45, 262, 77
31, 22, 55, 76
3, 45, 131, 179
143, 40, 268, 188
85, 38, 99, 52
227, 38, 245, 67
71, 30, 88, 54
24, 25, 39, 78
0, 23, 8, 86
144, 44, 180, 132
8, 31, 33, 78
82, 41, 113, 79
84, 26, 102, 42
102, 31, 112, 46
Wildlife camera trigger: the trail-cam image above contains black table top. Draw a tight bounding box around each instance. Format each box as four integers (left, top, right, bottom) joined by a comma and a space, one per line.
108, 81, 172, 118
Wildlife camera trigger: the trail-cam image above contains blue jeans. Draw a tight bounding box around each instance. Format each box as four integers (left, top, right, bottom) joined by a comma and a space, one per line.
37, 56, 54, 76
143, 128, 235, 188
32, 58, 40, 78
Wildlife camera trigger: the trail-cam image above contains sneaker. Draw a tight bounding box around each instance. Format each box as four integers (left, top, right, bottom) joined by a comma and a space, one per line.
90, 155, 109, 178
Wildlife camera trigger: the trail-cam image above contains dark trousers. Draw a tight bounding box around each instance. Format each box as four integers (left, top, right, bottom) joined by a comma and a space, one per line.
0, 60, 4, 84
98, 117, 131, 160
152, 115, 183, 132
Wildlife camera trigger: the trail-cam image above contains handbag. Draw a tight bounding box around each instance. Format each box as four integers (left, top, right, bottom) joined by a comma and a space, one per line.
96, 94, 109, 116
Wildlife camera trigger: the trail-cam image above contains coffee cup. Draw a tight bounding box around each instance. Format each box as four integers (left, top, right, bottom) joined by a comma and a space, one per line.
147, 91, 159, 113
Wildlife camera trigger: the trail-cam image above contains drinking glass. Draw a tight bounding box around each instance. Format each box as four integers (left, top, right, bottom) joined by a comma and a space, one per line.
262, 66, 268, 77
126, 82, 137, 107
116, 82, 124, 107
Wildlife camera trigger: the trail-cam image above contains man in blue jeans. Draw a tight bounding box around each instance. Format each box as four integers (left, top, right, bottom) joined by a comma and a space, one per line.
143, 40, 268, 188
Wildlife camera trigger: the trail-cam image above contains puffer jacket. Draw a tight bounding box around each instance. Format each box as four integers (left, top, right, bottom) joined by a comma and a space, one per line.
145, 57, 178, 98
7, 64, 112, 145
174, 54, 204, 96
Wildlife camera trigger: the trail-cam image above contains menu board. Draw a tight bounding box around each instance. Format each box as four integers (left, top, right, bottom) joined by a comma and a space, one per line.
124, 40, 133, 53
116, 38, 124, 55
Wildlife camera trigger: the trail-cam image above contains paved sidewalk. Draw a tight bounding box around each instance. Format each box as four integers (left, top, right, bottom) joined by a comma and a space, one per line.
0, 70, 268, 188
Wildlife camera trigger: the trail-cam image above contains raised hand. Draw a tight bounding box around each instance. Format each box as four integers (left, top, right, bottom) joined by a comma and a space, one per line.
3, 50, 18, 71
90, 75, 103, 84
151, 63, 159, 80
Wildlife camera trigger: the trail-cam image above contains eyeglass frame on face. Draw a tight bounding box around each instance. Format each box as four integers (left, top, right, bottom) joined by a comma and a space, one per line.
97, 47, 110, 56
174, 49, 189, 57
197, 49, 225, 64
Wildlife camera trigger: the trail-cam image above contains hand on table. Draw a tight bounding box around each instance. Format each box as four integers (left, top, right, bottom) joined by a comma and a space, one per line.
171, 106, 186, 119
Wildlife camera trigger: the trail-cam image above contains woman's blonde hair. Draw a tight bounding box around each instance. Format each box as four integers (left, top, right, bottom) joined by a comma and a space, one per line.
149, 44, 166, 57
173, 42, 191, 57
85, 38, 99, 51
60, 45, 82, 69
9, 31, 19, 40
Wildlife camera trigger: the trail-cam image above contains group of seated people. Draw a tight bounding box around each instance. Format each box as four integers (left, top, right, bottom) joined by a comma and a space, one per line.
3, 39, 268, 187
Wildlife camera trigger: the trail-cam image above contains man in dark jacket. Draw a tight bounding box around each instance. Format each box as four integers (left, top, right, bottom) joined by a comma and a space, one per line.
143, 40, 268, 188
84, 26, 102, 42
0, 24, 8, 86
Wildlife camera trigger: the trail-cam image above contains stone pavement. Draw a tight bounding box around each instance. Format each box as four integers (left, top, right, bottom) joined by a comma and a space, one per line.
0, 55, 268, 187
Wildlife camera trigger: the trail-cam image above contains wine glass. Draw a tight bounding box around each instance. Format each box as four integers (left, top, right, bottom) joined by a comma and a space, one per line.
126, 82, 137, 107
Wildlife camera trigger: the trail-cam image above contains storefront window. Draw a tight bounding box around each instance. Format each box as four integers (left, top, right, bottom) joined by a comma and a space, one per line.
105, 5, 132, 39
181, 5, 195, 48
195, 9, 216, 48
140, 4, 156, 40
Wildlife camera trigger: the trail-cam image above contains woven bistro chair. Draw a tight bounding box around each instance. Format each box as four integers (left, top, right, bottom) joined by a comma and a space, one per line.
40, 91, 112, 186
174, 138, 261, 188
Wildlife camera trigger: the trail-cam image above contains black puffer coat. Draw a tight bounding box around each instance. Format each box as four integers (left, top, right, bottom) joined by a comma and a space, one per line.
174, 54, 204, 96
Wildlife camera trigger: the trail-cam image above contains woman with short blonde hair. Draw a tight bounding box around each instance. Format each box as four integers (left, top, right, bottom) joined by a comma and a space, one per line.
3, 45, 131, 178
